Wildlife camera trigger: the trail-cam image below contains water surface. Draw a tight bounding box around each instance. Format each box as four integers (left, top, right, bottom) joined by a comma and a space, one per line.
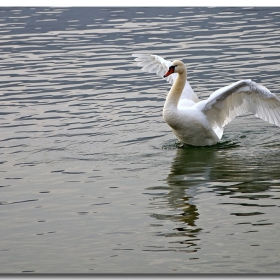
1, 6, 280, 273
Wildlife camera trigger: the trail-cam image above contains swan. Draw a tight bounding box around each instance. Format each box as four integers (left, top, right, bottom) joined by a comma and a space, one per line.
132, 53, 280, 146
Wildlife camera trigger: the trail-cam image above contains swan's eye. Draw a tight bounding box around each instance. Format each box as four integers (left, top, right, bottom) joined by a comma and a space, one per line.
169, 65, 178, 70
164, 65, 177, 78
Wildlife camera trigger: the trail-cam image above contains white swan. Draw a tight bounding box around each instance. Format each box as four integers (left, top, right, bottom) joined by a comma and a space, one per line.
132, 53, 280, 146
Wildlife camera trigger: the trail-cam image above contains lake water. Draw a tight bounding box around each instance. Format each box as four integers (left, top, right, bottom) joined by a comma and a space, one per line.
1, 6, 280, 274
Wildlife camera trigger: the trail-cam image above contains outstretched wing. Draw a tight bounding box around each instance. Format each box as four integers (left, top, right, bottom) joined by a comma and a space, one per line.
132, 53, 199, 102
202, 79, 280, 137
132, 53, 176, 84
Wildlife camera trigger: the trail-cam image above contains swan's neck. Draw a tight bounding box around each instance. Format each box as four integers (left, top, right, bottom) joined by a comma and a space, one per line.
164, 71, 187, 110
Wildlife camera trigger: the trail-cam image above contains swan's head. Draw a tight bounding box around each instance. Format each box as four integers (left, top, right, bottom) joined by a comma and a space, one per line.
163, 60, 186, 77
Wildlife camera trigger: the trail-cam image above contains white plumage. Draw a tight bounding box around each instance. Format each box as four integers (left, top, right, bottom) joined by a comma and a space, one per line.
132, 53, 280, 146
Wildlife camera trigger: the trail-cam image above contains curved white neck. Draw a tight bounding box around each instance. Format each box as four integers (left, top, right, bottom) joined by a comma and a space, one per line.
164, 71, 187, 110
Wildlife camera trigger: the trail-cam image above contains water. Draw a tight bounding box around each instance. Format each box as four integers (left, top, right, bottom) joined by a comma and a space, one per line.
1, 6, 280, 274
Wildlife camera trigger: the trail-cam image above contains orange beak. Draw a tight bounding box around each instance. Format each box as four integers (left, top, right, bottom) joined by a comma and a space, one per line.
163, 67, 175, 78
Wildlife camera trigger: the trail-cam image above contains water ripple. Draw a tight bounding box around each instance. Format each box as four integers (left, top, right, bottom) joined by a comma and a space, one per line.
1, 6, 280, 274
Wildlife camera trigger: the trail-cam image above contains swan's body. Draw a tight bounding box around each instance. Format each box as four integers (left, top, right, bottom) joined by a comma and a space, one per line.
132, 53, 280, 146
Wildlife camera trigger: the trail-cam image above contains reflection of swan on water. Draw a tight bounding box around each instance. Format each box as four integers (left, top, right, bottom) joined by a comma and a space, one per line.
146, 148, 218, 252
147, 146, 278, 251
132, 54, 280, 146
165, 148, 217, 226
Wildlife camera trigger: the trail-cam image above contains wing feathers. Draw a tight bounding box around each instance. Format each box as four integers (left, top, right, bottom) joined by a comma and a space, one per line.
132, 53, 199, 102
203, 80, 280, 131
132, 53, 175, 84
